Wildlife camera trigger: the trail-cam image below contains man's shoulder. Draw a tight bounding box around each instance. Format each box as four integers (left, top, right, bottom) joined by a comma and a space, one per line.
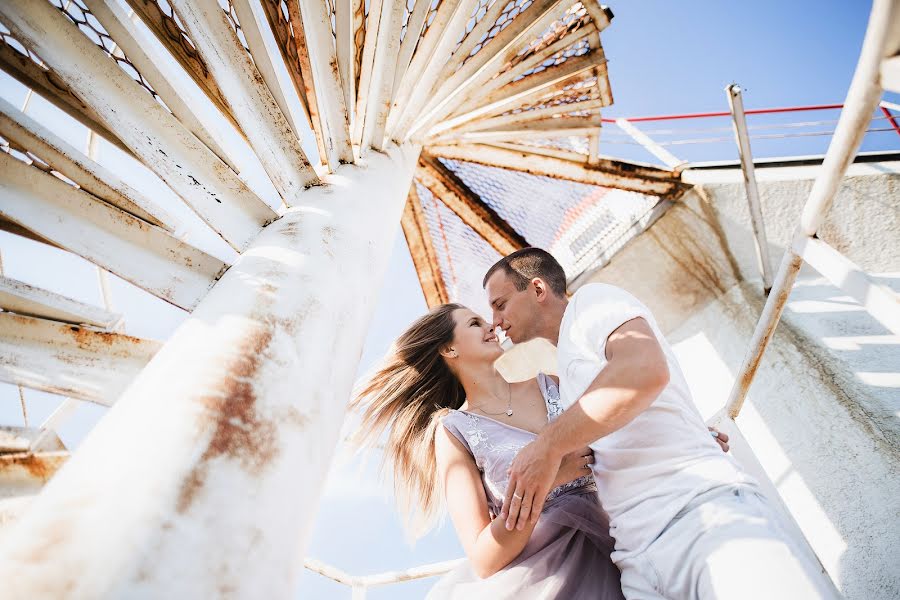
570, 282, 636, 305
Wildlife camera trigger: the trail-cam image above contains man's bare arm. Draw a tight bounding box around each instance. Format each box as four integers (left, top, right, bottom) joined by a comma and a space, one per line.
501, 318, 669, 530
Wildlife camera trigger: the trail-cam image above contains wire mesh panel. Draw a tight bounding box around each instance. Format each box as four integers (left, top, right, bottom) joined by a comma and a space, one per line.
436, 157, 660, 280
457, 0, 534, 69
416, 181, 501, 316
50, 0, 163, 102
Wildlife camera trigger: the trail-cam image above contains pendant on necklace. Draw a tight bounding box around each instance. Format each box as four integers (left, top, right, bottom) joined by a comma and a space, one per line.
506, 409, 513, 416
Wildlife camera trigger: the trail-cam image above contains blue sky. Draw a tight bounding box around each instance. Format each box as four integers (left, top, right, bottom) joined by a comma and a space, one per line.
0, 1, 896, 598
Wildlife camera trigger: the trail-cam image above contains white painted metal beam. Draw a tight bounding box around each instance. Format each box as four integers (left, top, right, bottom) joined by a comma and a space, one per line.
0, 1, 277, 251
0, 27, 131, 157
0, 144, 421, 598
416, 3, 603, 137
82, 0, 240, 173
0, 275, 121, 329
123, 0, 244, 136
427, 143, 685, 196
358, 0, 404, 150
230, 0, 309, 145
443, 98, 606, 136
725, 0, 900, 418
334, 0, 358, 130
169, 0, 320, 200
880, 54, 900, 93
404, 0, 565, 138
388, 0, 481, 142
725, 85, 774, 293
429, 117, 603, 145
0, 96, 177, 232
296, 0, 353, 163
0, 426, 65, 456
0, 313, 160, 405
389, 0, 431, 114
615, 118, 686, 171
429, 53, 602, 137
0, 152, 227, 311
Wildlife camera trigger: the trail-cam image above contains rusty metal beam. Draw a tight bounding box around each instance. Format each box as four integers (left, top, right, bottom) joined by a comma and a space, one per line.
0, 31, 130, 156
256, 0, 312, 124
418, 154, 528, 256
429, 115, 604, 145
0, 96, 177, 231
0, 152, 227, 311
0, 144, 421, 598
401, 185, 449, 308
1, 1, 278, 252
427, 143, 687, 197
0, 451, 69, 499
0, 275, 122, 330
296, 0, 353, 165
169, 0, 320, 197
125, 0, 243, 135
416, 2, 608, 138
0, 313, 160, 405
83, 0, 239, 173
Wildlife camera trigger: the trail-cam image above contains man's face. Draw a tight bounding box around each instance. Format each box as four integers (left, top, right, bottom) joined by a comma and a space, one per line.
485, 270, 540, 344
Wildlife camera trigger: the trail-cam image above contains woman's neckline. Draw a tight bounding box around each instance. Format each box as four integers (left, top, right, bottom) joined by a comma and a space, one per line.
455, 374, 554, 436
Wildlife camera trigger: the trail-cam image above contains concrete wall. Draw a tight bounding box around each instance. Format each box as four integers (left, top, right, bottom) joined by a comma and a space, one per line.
579, 161, 900, 599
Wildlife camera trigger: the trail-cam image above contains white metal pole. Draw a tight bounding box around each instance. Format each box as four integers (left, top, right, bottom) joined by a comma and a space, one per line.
0, 143, 420, 599
723, 0, 899, 418
726, 84, 775, 294
0, 249, 29, 429
614, 118, 686, 171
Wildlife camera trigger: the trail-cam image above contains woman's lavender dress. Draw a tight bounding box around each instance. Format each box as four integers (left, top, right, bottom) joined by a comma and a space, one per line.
428, 373, 624, 600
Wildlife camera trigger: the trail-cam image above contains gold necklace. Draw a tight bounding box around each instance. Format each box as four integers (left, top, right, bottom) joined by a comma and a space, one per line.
470, 379, 514, 417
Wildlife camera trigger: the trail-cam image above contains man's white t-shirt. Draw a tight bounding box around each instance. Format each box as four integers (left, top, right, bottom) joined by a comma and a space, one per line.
556, 283, 752, 557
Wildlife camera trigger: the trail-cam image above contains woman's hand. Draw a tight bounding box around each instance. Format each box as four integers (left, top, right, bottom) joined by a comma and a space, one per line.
709, 427, 730, 452
552, 446, 594, 488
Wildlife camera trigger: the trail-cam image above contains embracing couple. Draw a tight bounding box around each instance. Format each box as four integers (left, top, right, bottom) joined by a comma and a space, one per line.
352, 248, 828, 599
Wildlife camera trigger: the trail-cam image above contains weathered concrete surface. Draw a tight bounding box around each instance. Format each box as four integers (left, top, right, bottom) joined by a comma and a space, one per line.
579, 161, 900, 599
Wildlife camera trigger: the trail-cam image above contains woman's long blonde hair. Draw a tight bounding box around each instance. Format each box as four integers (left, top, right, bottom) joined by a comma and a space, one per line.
350, 303, 466, 536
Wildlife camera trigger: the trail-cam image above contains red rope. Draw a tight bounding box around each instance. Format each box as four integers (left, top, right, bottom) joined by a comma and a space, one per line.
602, 103, 845, 124
881, 106, 900, 138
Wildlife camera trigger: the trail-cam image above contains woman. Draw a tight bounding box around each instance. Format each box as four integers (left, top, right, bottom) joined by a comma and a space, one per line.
351, 303, 625, 599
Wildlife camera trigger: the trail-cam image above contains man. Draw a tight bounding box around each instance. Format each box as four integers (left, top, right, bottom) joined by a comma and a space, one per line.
484, 247, 828, 599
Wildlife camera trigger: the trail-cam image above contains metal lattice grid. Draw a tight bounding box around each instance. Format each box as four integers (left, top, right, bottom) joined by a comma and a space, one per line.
0, 21, 46, 69
505, 2, 590, 73
421, 0, 445, 40
438, 157, 660, 279
51, 0, 170, 111
416, 181, 501, 316
514, 36, 592, 82
221, 0, 254, 58
458, 0, 535, 69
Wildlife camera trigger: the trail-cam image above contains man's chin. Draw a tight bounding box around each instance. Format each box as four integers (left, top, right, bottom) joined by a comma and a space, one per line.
507, 330, 530, 344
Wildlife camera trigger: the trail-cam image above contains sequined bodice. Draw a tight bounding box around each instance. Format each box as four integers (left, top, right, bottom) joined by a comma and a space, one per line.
442, 373, 597, 517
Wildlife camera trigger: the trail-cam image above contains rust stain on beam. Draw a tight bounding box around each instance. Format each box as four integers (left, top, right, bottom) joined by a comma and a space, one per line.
417, 154, 528, 257
0, 37, 130, 156
258, 0, 313, 124
401, 185, 449, 308
0, 216, 60, 248
0, 451, 69, 483
427, 143, 690, 198
125, 0, 243, 135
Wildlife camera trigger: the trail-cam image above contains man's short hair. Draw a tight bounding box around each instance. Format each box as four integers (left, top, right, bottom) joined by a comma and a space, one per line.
483, 247, 567, 297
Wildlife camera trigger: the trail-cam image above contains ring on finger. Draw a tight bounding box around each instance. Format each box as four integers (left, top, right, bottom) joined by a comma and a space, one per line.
513, 492, 523, 499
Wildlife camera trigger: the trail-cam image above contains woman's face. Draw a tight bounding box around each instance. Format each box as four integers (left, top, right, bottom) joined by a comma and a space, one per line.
449, 307, 503, 364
